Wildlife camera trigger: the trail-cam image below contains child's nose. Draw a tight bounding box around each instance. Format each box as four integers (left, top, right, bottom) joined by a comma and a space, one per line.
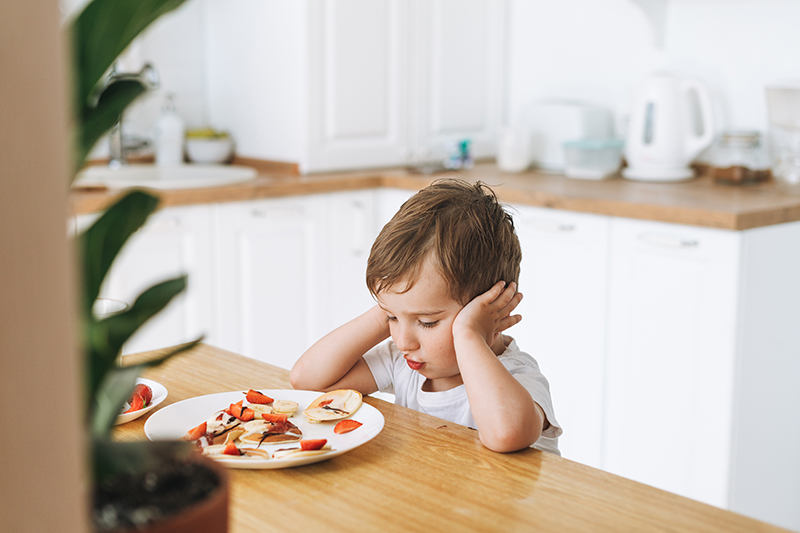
393, 323, 418, 352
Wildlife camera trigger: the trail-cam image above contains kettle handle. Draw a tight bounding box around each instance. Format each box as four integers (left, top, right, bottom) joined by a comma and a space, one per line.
681, 79, 715, 160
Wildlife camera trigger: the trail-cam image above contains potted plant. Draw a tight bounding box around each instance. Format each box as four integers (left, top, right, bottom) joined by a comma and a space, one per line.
70, 0, 229, 530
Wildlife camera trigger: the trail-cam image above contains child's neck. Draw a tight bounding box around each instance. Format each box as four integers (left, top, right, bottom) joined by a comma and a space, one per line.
422, 375, 464, 392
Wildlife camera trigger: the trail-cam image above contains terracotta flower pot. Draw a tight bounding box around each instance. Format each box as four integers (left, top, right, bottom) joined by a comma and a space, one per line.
92, 441, 229, 533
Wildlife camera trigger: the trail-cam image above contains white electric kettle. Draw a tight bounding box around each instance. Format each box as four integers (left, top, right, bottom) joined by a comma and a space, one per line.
623, 74, 714, 181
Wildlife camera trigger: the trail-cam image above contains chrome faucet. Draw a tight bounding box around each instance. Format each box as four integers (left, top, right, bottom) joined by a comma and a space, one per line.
93, 63, 160, 168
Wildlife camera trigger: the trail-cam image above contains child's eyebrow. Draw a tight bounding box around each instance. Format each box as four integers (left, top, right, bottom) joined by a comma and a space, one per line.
378, 305, 445, 317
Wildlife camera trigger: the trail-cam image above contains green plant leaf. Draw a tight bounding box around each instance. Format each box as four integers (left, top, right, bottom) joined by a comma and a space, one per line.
90, 338, 202, 438
71, 0, 187, 114
79, 190, 160, 316
87, 276, 189, 407
75, 80, 145, 175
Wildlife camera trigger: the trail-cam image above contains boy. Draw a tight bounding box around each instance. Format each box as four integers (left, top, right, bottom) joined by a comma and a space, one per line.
291, 179, 561, 453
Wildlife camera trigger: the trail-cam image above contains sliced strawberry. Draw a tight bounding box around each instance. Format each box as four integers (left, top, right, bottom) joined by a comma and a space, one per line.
223, 442, 241, 456
261, 412, 288, 424
245, 389, 274, 404
123, 393, 144, 414
132, 384, 153, 406
319, 399, 333, 407
228, 400, 255, 421
185, 421, 207, 441
300, 439, 327, 451
333, 419, 363, 434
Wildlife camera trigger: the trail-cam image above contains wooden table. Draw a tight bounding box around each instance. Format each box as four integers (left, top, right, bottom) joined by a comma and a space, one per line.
117, 344, 786, 532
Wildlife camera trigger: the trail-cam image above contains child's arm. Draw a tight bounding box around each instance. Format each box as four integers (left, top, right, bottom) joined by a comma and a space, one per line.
290, 305, 389, 394
452, 281, 545, 453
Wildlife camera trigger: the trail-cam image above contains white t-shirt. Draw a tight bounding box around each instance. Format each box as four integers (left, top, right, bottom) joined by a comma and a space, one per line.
363, 337, 562, 455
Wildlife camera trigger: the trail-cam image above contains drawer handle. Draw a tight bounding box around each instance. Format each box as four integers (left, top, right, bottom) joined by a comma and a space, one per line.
141, 217, 181, 231
637, 232, 699, 248
526, 219, 576, 233
251, 207, 305, 219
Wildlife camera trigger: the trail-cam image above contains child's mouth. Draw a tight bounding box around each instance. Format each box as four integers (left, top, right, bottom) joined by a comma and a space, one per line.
405, 358, 424, 371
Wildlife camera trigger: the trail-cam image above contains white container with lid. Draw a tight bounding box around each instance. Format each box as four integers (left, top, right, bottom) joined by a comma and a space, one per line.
563, 139, 624, 180
519, 100, 615, 172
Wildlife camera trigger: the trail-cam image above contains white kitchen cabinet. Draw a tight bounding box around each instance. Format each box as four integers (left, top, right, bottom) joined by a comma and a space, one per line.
728, 221, 800, 531
604, 218, 741, 508
204, 0, 506, 173
408, 0, 506, 163
327, 190, 382, 328
214, 195, 330, 370
78, 204, 216, 355
376, 187, 415, 229
511, 206, 610, 470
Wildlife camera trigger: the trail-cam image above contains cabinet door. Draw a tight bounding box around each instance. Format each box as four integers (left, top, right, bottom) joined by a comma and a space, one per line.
215, 196, 329, 370
512, 206, 610, 469
604, 218, 740, 507
305, 0, 410, 172
376, 187, 415, 229
98, 205, 215, 355
410, 0, 506, 162
328, 190, 380, 328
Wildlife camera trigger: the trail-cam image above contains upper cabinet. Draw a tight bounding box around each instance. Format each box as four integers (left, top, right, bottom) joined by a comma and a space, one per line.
204, 0, 506, 173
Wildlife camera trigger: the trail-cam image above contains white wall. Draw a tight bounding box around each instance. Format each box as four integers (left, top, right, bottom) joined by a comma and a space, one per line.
506, 0, 800, 139
75, 0, 800, 161
203, 0, 306, 162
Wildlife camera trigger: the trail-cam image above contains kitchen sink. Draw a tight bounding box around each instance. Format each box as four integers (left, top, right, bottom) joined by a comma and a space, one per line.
73, 164, 258, 190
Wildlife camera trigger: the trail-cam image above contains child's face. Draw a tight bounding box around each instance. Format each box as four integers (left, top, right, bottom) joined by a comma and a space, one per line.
376, 260, 465, 391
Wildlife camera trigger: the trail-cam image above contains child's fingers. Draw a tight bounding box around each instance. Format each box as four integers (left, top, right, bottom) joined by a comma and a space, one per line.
497, 313, 523, 333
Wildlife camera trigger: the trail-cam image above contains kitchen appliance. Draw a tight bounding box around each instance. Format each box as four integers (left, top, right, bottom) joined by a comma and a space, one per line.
520, 99, 614, 172
623, 74, 714, 182
766, 83, 800, 191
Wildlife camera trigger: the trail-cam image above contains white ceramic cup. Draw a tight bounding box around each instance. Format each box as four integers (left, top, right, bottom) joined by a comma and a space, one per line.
497, 127, 531, 173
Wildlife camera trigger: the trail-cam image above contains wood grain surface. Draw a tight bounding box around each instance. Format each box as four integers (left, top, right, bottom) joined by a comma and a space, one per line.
115, 344, 788, 533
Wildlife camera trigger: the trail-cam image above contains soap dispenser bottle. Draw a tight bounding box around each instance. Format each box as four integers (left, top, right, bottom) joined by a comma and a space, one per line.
155, 93, 185, 166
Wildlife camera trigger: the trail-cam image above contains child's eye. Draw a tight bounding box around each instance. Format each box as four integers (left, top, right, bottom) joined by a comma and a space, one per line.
386, 315, 397, 323
419, 320, 438, 329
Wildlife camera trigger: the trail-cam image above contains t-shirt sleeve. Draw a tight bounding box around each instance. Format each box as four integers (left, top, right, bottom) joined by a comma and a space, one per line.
362, 339, 396, 395
502, 353, 563, 441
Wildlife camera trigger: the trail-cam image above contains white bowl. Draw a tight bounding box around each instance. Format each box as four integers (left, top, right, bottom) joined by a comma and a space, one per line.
185, 138, 234, 164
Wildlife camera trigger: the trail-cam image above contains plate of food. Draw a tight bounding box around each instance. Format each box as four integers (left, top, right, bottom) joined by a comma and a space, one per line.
115, 378, 168, 425
143, 389, 384, 469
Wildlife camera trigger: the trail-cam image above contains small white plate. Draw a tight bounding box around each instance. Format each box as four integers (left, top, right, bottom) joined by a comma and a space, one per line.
144, 389, 384, 469
115, 378, 168, 426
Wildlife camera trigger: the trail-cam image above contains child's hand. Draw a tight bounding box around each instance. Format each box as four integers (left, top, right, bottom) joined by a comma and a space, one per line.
452, 281, 523, 347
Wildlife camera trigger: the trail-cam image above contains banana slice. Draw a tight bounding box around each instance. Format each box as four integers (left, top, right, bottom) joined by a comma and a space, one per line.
272, 399, 298, 416
201, 444, 227, 456
249, 404, 273, 416
224, 428, 245, 444
303, 389, 362, 423
272, 445, 332, 460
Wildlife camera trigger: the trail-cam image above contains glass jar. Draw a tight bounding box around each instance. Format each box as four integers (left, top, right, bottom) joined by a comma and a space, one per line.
709, 131, 771, 185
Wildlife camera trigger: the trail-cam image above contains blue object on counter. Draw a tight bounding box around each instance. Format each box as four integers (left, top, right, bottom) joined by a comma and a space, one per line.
444, 139, 473, 170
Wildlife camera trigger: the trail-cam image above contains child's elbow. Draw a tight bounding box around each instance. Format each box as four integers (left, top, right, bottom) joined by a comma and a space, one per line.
289, 363, 310, 391
479, 426, 540, 453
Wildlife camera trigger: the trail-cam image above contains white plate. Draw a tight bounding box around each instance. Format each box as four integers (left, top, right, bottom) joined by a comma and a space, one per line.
115, 378, 168, 425
144, 390, 384, 469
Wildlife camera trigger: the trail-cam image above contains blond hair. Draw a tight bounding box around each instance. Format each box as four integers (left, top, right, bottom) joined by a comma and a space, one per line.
366, 178, 521, 305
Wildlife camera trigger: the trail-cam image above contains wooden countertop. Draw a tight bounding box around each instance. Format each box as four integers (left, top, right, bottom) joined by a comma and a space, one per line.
116, 344, 788, 533
71, 162, 800, 230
